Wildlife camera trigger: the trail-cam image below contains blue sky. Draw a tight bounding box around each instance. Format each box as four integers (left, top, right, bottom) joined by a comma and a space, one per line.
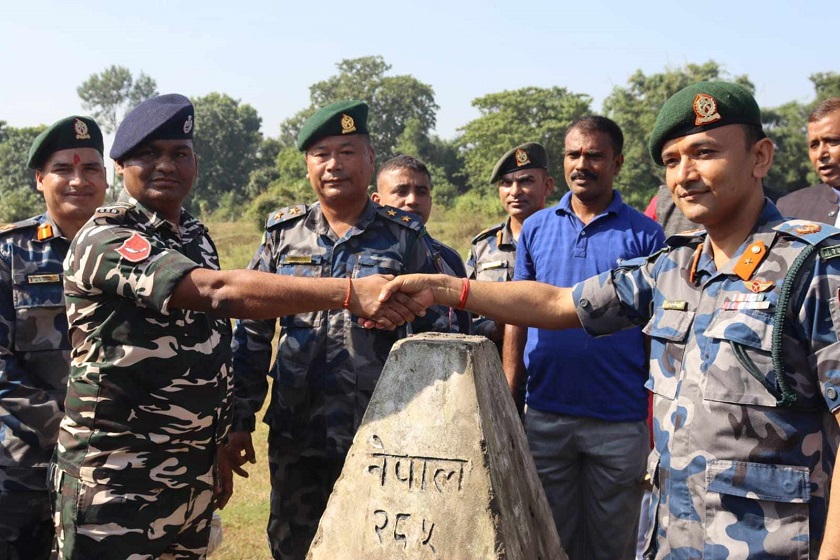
3, 0, 836, 143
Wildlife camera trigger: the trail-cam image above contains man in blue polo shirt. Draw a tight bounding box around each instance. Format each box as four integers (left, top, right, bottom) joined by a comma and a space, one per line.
505, 116, 664, 560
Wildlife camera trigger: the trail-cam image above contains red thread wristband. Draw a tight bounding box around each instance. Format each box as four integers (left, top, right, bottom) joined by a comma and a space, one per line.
343, 277, 353, 309
456, 278, 470, 309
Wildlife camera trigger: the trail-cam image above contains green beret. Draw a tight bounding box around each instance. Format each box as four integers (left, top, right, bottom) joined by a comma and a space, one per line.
296, 100, 369, 152
489, 142, 548, 183
649, 81, 764, 165
27, 116, 103, 169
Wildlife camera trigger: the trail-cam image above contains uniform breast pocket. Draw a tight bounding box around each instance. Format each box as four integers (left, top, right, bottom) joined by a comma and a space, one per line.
12, 272, 68, 352
702, 308, 777, 406
703, 460, 810, 560
476, 260, 510, 282
278, 256, 326, 329
643, 308, 694, 400
352, 255, 403, 278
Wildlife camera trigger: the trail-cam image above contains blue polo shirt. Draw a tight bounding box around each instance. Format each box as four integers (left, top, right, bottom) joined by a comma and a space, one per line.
514, 190, 665, 421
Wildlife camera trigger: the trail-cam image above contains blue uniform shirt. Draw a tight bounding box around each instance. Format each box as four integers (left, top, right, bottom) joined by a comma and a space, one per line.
514, 190, 665, 421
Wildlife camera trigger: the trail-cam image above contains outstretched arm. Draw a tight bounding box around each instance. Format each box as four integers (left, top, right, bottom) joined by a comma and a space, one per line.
380, 275, 581, 331
171, 270, 425, 329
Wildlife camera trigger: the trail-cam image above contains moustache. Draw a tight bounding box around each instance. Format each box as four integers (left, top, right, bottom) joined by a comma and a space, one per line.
570, 170, 598, 181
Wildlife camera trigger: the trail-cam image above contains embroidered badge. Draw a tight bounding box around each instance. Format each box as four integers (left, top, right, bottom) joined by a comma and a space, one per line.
116, 232, 152, 263
183, 115, 193, 134
36, 223, 54, 241
28, 273, 61, 284
662, 300, 688, 311
514, 148, 530, 167
744, 279, 774, 293
73, 118, 90, 140
794, 223, 821, 235
340, 114, 356, 134
693, 94, 722, 126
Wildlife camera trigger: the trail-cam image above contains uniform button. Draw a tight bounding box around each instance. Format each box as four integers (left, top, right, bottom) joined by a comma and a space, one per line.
579, 299, 590, 308
828, 387, 838, 400
581, 231, 587, 236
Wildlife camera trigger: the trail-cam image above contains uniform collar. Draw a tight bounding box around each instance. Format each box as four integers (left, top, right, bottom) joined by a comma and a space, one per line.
130, 197, 198, 238
308, 198, 378, 239
498, 218, 516, 248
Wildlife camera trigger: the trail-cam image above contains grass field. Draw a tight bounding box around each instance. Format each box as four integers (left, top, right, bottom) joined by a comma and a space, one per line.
205, 206, 490, 558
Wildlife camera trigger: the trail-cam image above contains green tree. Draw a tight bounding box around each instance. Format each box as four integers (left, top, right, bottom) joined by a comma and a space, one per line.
0, 122, 47, 222
77, 65, 158, 133
457, 86, 592, 197
762, 101, 813, 196
393, 117, 463, 208
245, 137, 283, 199
190, 92, 263, 215
811, 72, 840, 102
278, 56, 439, 183
603, 61, 753, 208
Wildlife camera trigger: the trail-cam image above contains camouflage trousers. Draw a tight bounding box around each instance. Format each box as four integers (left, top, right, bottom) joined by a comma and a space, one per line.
0, 489, 54, 560
267, 441, 344, 560
54, 471, 214, 560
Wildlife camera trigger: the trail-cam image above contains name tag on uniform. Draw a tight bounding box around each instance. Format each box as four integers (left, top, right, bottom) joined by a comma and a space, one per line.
478, 260, 507, 271
28, 273, 61, 284
662, 300, 688, 311
284, 255, 313, 264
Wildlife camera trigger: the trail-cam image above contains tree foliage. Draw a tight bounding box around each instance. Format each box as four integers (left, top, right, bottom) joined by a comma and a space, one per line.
457, 86, 592, 197
191, 92, 263, 215
77, 65, 158, 133
811, 72, 840, 102
0, 122, 47, 222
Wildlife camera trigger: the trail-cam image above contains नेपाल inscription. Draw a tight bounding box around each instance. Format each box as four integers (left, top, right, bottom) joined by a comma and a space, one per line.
366, 436, 468, 494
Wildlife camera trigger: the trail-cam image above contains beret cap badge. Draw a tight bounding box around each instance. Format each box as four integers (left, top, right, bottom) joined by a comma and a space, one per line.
340, 114, 356, 134
183, 115, 193, 134
74, 118, 91, 140
515, 148, 530, 167
693, 93, 722, 126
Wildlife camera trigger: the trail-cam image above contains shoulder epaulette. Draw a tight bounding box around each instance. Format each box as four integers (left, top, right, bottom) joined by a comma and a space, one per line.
773, 220, 840, 245
378, 205, 423, 232
92, 203, 134, 225
471, 222, 504, 244
266, 204, 308, 229
0, 216, 40, 236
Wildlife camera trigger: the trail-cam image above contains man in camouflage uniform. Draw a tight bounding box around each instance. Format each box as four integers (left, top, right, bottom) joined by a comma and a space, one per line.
372, 154, 471, 334
55, 95, 414, 560
226, 100, 451, 560
466, 142, 553, 345
384, 82, 840, 559
0, 116, 107, 560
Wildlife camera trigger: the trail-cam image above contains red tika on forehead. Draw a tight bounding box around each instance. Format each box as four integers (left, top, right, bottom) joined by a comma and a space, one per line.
73, 154, 80, 165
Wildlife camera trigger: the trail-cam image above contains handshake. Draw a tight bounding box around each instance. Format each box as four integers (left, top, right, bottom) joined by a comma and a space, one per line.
352, 274, 458, 329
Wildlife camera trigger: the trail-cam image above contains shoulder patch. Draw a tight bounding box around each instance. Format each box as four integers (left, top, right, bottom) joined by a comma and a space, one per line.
266, 204, 307, 229
378, 205, 422, 231
92, 203, 134, 225
471, 222, 504, 244
774, 220, 840, 245
0, 216, 39, 236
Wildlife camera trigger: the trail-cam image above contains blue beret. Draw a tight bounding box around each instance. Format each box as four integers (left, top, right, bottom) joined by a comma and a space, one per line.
110, 94, 195, 160
296, 100, 369, 152
27, 116, 103, 169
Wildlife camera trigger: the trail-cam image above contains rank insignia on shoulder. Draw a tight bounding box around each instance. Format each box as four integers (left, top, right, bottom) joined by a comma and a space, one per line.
36, 223, 54, 241
662, 300, 688, 311
116, 232, 152, 263
28, 273, 61, 284
401, 215, 412, 223
387, 209, 397, 217
733, 241, 767, 281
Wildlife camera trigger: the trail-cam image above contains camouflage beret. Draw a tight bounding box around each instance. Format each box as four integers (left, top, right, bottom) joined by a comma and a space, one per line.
649, 81, 764, 165
489, 142, 548, 183
296, 100, 369, 152
27, 116, 103, 169
110, 93, 195, 160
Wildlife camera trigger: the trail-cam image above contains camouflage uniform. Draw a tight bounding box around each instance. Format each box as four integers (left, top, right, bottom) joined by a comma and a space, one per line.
575, 202, 840, 559
466, 219, 517, 340
55, 201, 232, 560
0, 215, 70, 559
231, 199, 450, 559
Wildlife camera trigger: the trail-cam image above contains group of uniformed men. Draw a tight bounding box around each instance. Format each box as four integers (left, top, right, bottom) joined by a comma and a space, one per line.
1, 81, 840, 560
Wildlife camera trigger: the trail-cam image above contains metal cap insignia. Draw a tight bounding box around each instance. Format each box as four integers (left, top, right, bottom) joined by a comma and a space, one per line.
74, 118, 91, 140
693, 94, 722, 126
514, 148, 530, 167
341, 114, 356, 134
183, 115, 194, 134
